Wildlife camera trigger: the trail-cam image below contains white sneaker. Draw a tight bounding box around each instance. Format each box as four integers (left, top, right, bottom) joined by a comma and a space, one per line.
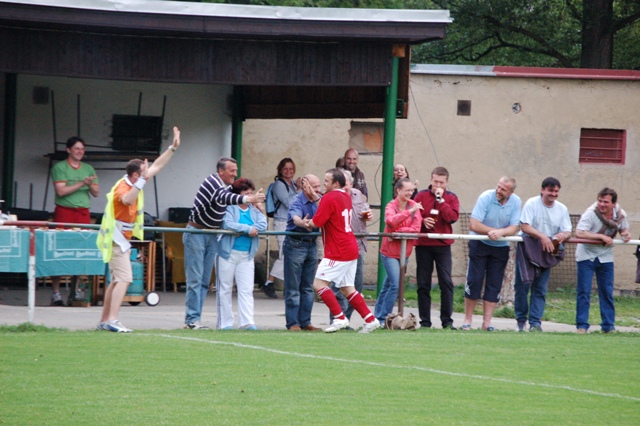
184, 321, 209, 330
74, 290, 86, 301
105, 320, 132, 333
324, 318, 349, 333
96, 322, 108, 331
51, 293, 64, 306
359, 318, 381, 334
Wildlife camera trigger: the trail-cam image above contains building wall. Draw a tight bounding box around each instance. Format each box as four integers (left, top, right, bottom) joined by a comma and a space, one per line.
5, 71, 637, 290
243, 71, 640, 291
10, 75, 233, 219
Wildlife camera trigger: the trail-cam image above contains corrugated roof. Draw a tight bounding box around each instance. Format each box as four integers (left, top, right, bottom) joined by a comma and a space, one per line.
4, 0, 452, 23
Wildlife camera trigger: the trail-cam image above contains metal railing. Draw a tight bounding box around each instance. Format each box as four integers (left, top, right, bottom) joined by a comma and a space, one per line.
2, 219, 638, 322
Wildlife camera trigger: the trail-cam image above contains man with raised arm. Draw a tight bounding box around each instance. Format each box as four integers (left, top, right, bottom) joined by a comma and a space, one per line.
96, 127, 181, 333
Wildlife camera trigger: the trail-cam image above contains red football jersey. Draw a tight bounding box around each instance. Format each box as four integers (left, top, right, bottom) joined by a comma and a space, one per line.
313, 189, 359, 261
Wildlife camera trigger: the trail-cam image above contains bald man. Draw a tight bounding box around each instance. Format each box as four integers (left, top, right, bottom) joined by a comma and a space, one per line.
344, 148, 368, 200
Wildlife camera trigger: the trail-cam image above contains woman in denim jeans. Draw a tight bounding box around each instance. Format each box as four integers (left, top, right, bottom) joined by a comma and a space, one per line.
374, 178, 423, 324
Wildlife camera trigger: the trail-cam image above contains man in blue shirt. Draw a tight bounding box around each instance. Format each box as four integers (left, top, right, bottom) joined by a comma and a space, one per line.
462, 177, 521, 331
283, 174, 322, 331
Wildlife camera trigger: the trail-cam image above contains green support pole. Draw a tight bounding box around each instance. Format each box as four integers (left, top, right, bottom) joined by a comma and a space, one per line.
2, 74, 17, 209
231, 87, 243, 175
377, 55, 400, 295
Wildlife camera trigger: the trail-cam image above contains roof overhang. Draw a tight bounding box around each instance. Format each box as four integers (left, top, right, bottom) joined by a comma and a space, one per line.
0, 0, 452, 119
1, 0, 451, 44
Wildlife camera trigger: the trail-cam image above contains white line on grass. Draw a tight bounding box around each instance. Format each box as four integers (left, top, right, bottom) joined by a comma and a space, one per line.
143, 333, 639, 402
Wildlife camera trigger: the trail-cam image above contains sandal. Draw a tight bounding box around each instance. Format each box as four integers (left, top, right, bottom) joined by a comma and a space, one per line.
461, 324, 471, 331
484, 326, 495, 331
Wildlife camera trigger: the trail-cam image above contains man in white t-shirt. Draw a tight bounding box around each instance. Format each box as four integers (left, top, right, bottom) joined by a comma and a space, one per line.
575, 187, 630, 334
514, 177, 572, 332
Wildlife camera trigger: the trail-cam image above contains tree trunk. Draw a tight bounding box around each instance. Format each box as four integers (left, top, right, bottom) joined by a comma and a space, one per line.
581, 0, 614, 69
498, 242, 516, 307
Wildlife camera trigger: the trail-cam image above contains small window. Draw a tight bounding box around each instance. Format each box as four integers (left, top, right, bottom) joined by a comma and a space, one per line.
457, 100, 471, 116
579, 129, 626, 165
349, 121, 383, 154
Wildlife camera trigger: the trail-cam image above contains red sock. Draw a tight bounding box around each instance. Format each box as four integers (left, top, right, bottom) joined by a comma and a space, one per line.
347, 291, 375, 323
317, 287, 345, 320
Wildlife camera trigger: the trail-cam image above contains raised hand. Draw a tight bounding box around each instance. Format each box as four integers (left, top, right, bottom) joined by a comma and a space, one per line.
172, 127, 181, 149
410, 201, 423, 214
248, 188, 266, 204
140, 159, 149, 179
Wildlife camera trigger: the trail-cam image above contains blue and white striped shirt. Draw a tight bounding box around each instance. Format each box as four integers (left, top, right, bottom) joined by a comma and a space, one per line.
188, 173, 245, 229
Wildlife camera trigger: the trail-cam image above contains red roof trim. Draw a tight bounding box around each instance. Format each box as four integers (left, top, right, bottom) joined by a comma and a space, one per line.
492, 66, 640, 81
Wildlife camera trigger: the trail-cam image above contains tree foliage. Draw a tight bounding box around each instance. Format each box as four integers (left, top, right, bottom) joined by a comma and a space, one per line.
204, 0, 640, 69
416, 0, 640, 69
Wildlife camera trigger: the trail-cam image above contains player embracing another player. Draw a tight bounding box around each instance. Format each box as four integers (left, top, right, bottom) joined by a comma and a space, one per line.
303, 168, 380, 333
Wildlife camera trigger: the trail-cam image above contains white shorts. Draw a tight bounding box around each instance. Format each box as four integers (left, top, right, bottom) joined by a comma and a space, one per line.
315, 258, 357, 288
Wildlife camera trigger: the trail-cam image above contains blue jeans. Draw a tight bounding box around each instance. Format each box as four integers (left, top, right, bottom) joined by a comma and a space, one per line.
576, 258, 615, 332
514, 261, 551, 327
183, 225, 218, 325
283, 237, 317, 329
330, 252, 364, 321
374, 254, 406, 322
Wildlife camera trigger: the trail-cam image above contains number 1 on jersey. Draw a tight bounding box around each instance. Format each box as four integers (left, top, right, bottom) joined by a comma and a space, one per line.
341, 209, 352, 233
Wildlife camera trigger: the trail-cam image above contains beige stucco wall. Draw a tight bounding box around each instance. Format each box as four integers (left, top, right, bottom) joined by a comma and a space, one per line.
243, 71, 640, 291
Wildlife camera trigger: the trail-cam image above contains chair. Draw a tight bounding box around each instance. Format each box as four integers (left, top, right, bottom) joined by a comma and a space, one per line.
157, 221, 215, 292
157, 221, 186, 292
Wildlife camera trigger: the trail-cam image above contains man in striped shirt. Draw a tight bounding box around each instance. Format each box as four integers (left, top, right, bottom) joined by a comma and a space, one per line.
183, 157, 265, 330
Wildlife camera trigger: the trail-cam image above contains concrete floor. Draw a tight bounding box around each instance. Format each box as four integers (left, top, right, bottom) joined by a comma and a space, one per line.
3, 284, 636, 333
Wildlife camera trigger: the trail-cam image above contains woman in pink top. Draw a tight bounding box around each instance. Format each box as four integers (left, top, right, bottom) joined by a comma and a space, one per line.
374, 178, 423, 324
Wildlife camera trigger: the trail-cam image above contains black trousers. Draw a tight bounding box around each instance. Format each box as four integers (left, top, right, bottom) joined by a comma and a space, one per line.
415, 245, 454, 327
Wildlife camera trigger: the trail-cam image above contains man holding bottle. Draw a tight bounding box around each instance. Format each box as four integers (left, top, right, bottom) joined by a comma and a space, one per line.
414, 167, 460, 329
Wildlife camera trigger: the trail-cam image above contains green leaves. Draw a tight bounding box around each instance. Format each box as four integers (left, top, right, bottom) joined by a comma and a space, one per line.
204, 0, 640, 69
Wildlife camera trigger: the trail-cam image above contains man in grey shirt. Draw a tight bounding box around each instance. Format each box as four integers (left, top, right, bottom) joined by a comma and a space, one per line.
575, 187, 630, 334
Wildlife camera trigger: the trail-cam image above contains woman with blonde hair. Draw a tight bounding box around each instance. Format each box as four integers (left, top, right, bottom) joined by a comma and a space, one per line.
374, 178, 423, 324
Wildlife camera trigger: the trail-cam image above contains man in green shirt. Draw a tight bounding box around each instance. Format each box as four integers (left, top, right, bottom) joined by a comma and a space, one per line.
49, 136, 99, 305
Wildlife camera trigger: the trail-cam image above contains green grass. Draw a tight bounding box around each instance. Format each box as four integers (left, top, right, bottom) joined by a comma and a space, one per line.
0, 323, 68, 333
1, 329, 639, 425
365, 284, 640, 329
543, 287, 640, 327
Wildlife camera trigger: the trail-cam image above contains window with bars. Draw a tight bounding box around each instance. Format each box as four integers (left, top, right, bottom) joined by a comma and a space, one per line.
579, 129, 626, 164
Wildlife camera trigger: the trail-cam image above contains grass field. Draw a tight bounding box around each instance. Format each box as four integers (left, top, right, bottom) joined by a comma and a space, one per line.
1, 327, 639, 425
365, 285, 640, 329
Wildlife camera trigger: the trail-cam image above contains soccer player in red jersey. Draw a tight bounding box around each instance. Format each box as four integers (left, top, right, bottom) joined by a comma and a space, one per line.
303, 168, 380, 333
